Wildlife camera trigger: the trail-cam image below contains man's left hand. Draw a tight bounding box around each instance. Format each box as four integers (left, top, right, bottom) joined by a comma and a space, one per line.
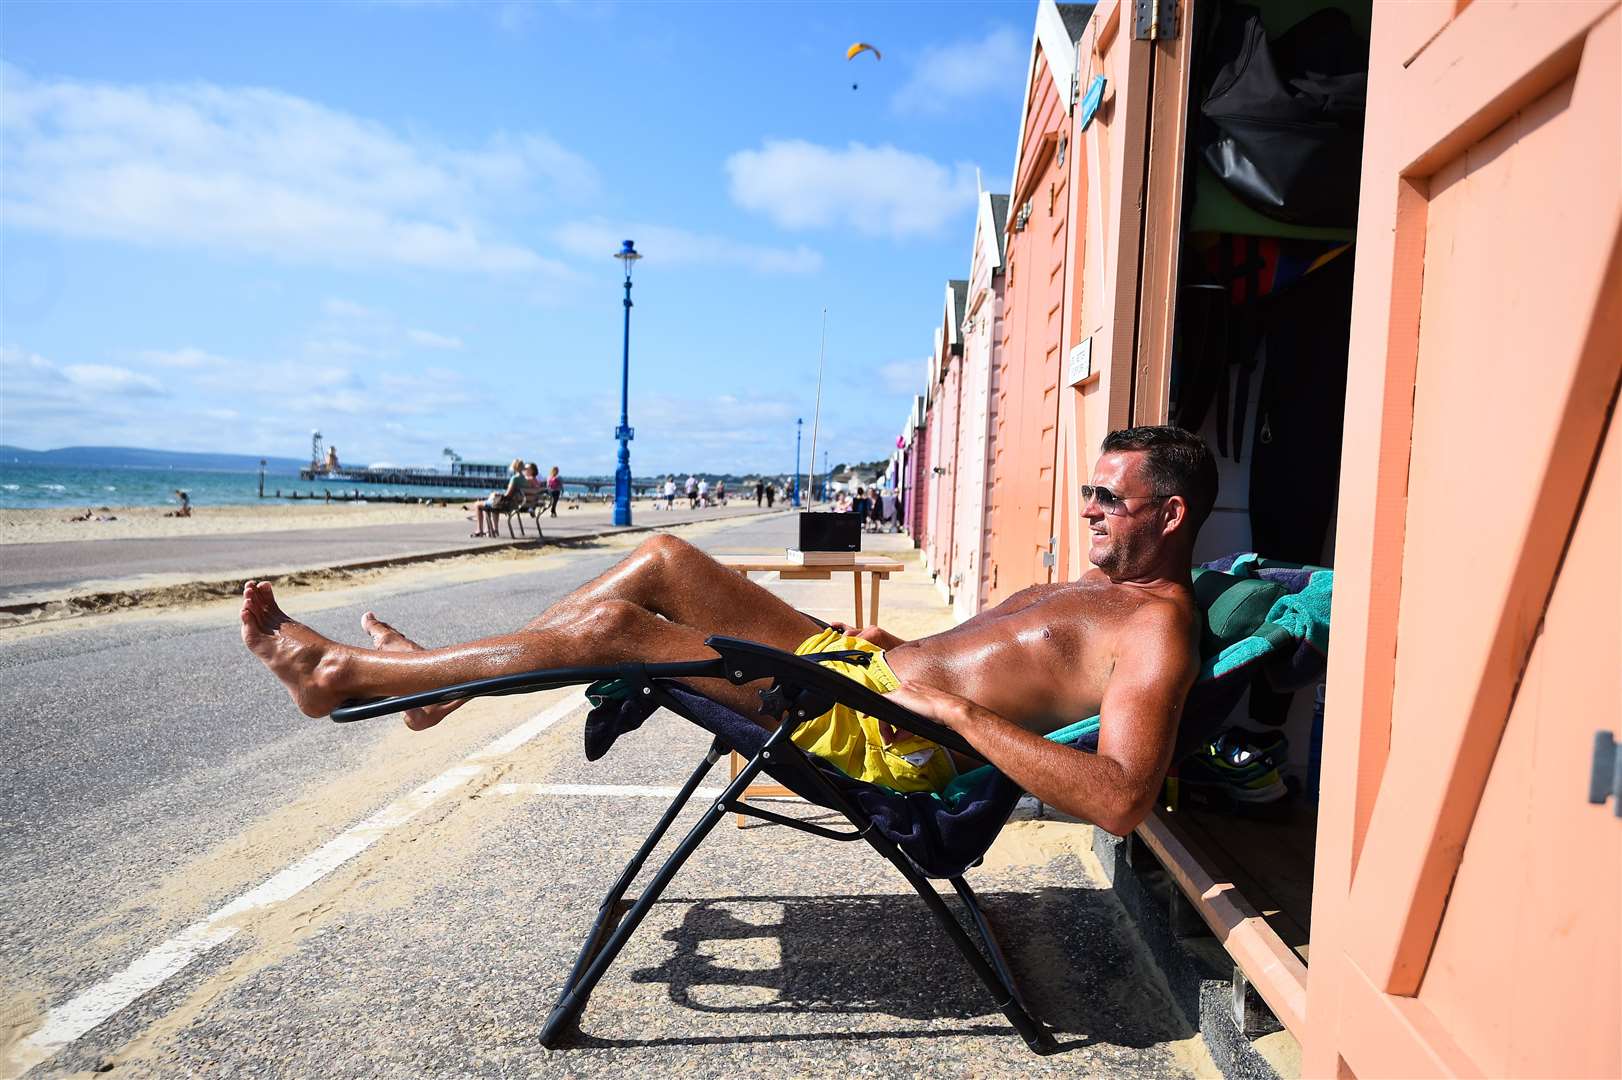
885, 681, 974, 735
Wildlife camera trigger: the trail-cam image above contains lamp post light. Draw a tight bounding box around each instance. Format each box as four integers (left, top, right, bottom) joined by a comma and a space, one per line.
612, 239, 641, 527
792, 417, 802, 508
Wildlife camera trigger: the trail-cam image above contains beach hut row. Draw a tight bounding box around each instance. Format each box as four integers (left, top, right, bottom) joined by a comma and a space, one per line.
892, 0, 1619, 1075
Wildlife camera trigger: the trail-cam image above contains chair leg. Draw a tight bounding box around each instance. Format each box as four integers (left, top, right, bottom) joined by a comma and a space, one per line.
869, 837, 1058, 1054
540, 733, 784, 1047
543, 740, 725, 1043
948, 876, 1040, 1021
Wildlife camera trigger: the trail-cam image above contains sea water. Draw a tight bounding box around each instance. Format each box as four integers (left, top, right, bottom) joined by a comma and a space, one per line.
0, 462, 506, 510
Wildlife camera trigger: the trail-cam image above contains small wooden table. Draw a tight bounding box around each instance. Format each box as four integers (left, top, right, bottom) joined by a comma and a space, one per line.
714, 553, 908, 821
714, 553, 907, 630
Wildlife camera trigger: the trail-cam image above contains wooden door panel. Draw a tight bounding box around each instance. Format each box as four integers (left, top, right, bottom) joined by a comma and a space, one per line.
1310, 3, 1621, 1074
1056, 0, 1155, 580
1345, 6, 1621, 994
1418, 410, 1621, 1077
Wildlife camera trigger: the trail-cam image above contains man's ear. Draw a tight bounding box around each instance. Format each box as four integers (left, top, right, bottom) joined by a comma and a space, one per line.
1160, 495, 1188, 539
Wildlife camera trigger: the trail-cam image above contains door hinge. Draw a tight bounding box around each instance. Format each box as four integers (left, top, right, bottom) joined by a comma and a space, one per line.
1134, 0, 1178, 40
1590, 731, 1621, 817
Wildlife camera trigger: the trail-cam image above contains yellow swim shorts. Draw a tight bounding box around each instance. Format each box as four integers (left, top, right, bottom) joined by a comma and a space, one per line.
788, 626, 956, 793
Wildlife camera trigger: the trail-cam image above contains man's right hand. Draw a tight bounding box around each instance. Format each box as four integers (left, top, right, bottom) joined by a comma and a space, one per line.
827, 622, 905, 651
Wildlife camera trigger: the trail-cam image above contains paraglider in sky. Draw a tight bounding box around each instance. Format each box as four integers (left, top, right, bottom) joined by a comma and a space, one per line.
846, 41, 880, 90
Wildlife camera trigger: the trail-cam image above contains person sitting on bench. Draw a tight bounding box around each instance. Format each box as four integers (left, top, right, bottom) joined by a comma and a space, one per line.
242, 425, 1215, 836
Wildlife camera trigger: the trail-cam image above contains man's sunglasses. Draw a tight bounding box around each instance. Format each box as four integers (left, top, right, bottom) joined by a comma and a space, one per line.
1079, 484, 1173, 515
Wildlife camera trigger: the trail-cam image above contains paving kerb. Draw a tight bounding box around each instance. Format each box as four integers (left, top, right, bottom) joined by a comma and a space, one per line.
0, 503, 786, 624
85, 528, 1213, 1077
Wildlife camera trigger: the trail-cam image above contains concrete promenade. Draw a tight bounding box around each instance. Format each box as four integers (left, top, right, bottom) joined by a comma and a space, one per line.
0, 501, 780, 606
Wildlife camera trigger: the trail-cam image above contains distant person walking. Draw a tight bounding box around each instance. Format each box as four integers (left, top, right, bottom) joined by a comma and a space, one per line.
685, 475, 698, 509
663, 476, 676, 510
715, 480, 727, 506
764, 482, 776, 509
546, 466, 563, 516
754, 479, 765, 507
697, 478, 709, 508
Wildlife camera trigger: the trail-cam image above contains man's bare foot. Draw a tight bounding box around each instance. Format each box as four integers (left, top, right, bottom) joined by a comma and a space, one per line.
361, 611, 465, 731
240, 581, 348, 718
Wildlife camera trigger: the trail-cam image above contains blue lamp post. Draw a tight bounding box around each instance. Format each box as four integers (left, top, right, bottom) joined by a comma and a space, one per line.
612, 239, 641, 526
792, 417, 802, 508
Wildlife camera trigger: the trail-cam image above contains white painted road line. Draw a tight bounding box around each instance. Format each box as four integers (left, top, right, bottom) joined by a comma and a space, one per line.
468, 693, 586, 761
4, 689, 588, 1078
490, 782, 727, 799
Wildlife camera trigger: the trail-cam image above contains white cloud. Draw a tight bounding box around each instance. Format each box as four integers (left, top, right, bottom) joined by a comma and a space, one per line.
138, 347, 231, 369
322, 298, 388, 322
1, 340, 502, 458
61, 363, 165, 395
1, 345, 167, 449
891, 27, 1026, 115
306, 338, 386, 360
0, 63, 592, 275
493, 1, 533, 31
879, 359, 923, 396
726, 140, 979, 237
405, 328, 465, 350
555, 221, 822, 274
311, 299, 465, 354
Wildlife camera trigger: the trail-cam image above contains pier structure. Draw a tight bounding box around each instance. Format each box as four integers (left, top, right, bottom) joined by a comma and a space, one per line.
296, 464, 657, 496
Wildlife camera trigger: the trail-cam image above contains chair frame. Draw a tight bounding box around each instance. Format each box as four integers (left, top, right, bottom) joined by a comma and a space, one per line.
332, 635, 1058, 1055
502, 488, 546, 539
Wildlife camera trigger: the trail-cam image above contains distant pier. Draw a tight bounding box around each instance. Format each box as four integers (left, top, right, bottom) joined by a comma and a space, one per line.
294, 465, 656, 496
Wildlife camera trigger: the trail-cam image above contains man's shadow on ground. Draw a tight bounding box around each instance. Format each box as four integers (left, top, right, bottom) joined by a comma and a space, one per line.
567, 888, 1194, 1054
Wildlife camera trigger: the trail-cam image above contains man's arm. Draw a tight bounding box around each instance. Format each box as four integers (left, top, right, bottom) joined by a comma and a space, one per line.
887, 603, 1197, 835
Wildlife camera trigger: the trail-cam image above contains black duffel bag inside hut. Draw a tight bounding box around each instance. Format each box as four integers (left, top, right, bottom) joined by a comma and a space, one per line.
1197, 4, 1370, 228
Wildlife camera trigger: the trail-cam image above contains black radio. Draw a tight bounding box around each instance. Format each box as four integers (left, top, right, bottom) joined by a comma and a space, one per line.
797, 511, 863, 553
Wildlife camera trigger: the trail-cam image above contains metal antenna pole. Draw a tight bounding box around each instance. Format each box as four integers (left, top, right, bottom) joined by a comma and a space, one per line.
807, 307, 826, 505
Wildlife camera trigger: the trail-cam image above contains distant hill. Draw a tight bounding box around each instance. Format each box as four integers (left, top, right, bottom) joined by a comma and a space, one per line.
0, 445, 307, 472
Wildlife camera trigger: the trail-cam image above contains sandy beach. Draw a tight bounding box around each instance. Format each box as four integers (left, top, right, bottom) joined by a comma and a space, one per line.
0, 500, 485, 545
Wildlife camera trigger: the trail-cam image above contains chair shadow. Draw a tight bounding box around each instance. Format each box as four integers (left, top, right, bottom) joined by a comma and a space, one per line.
574, 888, 1196, 1054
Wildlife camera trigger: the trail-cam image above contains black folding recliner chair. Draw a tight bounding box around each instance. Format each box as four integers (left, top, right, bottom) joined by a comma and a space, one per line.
331, 635, 1067, 1054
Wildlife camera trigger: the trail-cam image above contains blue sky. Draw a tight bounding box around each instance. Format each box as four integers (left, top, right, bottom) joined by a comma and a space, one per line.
2, 0, 1032, 475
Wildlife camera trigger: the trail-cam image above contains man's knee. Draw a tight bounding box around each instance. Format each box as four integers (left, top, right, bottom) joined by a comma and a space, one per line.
634, 531, 703, 571
578, 598, 647, 641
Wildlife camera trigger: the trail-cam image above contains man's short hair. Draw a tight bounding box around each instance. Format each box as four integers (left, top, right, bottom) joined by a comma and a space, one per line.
1100, 426, 1218, 535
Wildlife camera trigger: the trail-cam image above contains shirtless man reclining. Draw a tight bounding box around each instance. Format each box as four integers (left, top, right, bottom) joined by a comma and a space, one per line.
243, 426, 1216, 837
